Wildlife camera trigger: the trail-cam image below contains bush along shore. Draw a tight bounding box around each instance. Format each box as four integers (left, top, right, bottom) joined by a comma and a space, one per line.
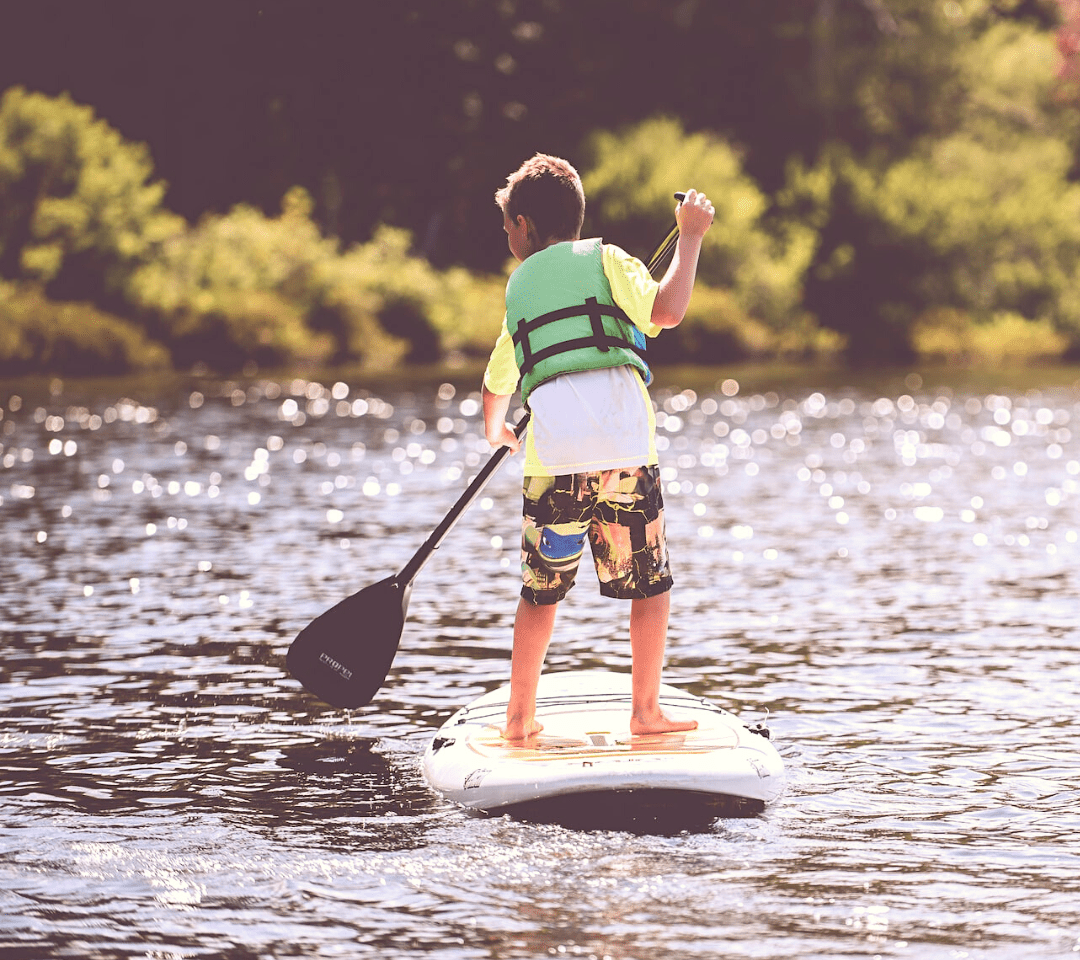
5, 26, 1080, 379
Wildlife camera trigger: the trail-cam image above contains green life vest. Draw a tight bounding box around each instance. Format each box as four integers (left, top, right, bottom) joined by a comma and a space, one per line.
506, 238, 651, 405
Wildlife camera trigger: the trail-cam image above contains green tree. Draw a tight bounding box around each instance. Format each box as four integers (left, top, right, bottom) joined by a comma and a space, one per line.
128, 187, 339, 369
0, 280, 168, 375
0, 86, 183, 306
129, 186, 506, 372
804, 10, 1080, 361
321, 225, 506, 367
874, 23, 1080, 345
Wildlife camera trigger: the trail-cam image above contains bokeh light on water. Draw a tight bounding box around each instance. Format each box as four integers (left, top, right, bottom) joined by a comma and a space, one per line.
1, 370, 1079, 959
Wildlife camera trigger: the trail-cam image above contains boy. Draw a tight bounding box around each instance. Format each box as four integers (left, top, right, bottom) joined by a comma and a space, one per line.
482, 153, 714, 741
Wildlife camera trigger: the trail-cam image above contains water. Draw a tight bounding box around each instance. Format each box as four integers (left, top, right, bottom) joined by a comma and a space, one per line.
1, 367, 1079, 959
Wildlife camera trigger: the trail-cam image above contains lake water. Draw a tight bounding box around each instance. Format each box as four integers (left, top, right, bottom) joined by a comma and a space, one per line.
2, 365, 1079, 959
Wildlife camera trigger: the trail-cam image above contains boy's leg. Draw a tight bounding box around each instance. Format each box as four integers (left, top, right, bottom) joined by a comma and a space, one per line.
506, 474, 590, 741
588, 466, 697, 736
504, 598, 558, 740
628, 591, 697, 735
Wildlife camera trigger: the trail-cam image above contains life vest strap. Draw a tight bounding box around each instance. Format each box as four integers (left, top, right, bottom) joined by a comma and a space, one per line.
513, 297, 642, 376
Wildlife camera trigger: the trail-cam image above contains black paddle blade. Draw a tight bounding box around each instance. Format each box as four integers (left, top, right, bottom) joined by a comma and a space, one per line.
286, 575, 412, 709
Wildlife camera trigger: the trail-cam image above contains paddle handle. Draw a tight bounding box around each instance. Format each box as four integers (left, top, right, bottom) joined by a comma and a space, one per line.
397, 412, 530, 586
645, 192, 687, 276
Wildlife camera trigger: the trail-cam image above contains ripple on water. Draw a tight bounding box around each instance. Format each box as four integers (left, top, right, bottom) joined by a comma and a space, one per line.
1, 371, 1079, 958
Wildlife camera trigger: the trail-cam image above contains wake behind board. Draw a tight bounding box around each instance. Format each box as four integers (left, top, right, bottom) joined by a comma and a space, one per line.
422, 671, 784, 826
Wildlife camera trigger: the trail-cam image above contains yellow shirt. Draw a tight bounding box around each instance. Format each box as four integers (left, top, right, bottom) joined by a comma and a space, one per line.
484, 242, 662, 476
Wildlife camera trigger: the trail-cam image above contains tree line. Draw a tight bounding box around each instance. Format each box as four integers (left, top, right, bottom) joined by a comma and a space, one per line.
1, 0, 1079, 375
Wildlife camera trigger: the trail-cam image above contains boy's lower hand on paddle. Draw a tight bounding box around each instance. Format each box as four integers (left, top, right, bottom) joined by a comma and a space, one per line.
482, 386, 521, 453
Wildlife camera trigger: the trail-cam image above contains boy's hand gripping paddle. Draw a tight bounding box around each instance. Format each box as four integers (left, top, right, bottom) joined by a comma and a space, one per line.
287, 193, 691, 709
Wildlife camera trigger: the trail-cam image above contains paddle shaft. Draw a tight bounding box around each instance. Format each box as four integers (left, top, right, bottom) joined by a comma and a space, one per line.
646, 191, 687, 276
397, 413, 529, 586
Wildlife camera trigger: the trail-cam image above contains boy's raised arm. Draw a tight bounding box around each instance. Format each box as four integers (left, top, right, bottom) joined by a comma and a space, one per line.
483, 386, 521, 452
650, 189, 714, 329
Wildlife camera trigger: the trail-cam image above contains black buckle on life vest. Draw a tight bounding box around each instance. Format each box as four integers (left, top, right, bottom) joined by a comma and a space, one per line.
513, 297, 644, 376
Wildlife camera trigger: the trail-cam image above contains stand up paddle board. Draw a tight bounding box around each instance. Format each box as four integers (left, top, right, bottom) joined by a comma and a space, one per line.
422, 671, 784, 824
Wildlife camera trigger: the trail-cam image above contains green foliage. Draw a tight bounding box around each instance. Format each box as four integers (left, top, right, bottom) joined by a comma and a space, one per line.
131, 191, 507, 371
423, 264, 507, 359
0, 85, 510, 374
834, 0, 969, 148
323, 226, 458, 367
646, 284, 765, 364
912, 306, 1070, 362
653, 284, 844, 364
582, 117, 818, 331
0, 86, 183, 302
804, 19, 1080, 360
0, 281, 168, 374
316, 224, 506, 367
870, 23, 1080, 338
129, 187, 337, 368
8, 32, 1080, 377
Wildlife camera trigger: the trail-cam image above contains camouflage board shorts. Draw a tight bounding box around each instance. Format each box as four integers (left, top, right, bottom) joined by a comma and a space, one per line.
519, 464, 673, 605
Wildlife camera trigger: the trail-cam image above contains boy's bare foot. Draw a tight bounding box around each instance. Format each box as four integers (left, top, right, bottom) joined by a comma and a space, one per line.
630, 710, 699, 736
502, 717, 543, 742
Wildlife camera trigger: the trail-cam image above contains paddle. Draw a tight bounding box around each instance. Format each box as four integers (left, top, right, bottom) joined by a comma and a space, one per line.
648, 191, 687, 275
287, 192, 691, 709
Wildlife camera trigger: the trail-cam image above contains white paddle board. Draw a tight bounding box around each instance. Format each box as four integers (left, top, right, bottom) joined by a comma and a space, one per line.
422, 671, 784, 823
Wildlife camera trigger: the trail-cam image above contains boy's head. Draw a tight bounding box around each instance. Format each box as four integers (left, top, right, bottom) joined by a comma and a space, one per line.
495, 154, 585, 249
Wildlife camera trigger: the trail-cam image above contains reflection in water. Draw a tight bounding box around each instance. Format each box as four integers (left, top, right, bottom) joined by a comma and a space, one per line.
1, 369, 1079, 958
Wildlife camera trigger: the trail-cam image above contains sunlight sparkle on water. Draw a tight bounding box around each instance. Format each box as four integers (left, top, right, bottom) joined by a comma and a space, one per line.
2, 370, 1080, 958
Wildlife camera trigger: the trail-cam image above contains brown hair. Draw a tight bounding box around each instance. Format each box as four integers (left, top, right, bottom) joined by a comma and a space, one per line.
495, 153, 585, 243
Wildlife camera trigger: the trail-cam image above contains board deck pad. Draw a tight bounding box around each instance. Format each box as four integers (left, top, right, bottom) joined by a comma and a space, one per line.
422, 671, 785, 826
465, 707, 742, 760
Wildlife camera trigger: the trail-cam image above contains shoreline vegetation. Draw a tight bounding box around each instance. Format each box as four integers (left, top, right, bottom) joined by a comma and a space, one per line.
6, 0, 1080, 383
